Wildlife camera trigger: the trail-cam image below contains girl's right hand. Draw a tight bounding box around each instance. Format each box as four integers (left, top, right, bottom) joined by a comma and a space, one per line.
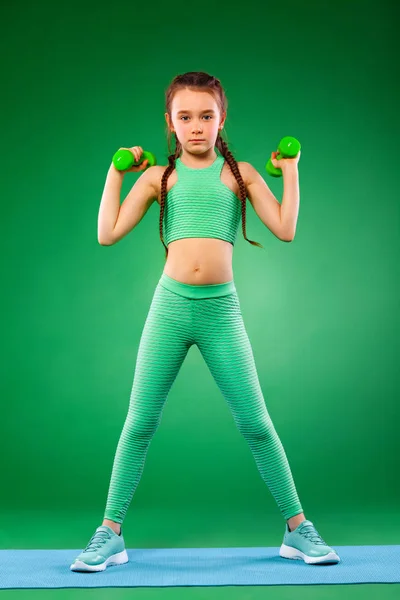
115, 146, 149, 172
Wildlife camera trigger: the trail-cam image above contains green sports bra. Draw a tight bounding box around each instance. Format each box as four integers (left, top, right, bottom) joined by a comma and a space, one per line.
162, 151, 242, 247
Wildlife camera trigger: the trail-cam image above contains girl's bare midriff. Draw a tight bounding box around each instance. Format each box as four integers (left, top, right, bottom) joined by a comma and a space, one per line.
153, 161, 246, 285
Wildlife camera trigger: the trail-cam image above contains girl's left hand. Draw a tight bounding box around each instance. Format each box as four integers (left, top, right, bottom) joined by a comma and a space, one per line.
271, 150, 301, 170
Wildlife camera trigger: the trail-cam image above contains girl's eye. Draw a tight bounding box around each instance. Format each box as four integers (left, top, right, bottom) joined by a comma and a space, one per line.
180, 115, 212, 121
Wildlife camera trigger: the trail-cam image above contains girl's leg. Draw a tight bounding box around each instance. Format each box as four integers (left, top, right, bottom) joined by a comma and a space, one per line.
103, 284, 193, 525
194, 291, 304, 521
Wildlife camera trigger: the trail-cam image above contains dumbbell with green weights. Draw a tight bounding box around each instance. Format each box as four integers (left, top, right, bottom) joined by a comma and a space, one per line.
112, 148, 157, 172
266, 136, 301, 177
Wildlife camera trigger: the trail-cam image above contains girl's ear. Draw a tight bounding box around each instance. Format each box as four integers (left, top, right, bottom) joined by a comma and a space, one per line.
165, 113, 175, 134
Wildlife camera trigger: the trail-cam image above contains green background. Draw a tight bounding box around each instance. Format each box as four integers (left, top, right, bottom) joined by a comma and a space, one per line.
1, 0, 398, 597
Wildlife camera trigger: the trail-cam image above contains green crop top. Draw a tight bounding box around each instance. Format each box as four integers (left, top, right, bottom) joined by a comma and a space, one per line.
162, 151, 242, 247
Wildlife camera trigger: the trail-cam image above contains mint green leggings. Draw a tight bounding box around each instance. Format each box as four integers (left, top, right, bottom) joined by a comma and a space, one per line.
103, 273, 303, 524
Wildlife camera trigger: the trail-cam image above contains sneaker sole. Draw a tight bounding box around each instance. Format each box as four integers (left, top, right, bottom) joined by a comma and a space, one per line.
279, 543, 340, 564
70, 549, 129, 572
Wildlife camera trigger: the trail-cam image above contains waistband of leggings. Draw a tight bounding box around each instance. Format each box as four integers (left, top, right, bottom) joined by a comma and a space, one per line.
158, 272, 236, 299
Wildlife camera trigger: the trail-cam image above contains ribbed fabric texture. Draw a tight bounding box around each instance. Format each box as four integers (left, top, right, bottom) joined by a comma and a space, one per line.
162, 152, 242, 246
103, 277, 303, 524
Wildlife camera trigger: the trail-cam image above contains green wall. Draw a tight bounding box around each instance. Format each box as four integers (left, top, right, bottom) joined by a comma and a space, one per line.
2, 0, 398, 522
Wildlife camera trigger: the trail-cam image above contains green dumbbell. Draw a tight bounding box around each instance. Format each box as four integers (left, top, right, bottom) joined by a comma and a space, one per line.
112, 149, 157, 171
265, 136, 301, 177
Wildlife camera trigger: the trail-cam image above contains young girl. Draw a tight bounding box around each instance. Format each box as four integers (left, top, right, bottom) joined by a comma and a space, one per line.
71, 71, 340, 572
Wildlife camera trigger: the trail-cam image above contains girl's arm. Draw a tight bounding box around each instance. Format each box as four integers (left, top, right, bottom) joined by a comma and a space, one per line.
243, 162, 294, 242
280, 163, 300, 240
98, 165, 157, 246
98, 165, 125, 245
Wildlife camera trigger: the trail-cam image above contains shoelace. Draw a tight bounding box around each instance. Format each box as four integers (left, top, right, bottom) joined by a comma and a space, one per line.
297, 525, 327, 545
84, 530, 111, 552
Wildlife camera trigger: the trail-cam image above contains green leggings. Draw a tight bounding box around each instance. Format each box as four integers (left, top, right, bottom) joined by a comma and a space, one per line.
103, 272, 303, 524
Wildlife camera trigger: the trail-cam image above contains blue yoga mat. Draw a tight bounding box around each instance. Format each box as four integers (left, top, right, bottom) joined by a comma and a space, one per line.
1, 545, 399, 588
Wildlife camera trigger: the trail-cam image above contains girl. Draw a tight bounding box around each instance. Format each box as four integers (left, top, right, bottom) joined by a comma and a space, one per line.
71, 72, 340, 572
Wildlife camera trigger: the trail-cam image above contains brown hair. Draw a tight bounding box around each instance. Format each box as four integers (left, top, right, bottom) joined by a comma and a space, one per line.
159, 71, 264, 259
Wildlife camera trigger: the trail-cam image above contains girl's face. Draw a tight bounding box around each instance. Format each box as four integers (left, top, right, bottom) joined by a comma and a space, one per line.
166, 89, 225, 153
